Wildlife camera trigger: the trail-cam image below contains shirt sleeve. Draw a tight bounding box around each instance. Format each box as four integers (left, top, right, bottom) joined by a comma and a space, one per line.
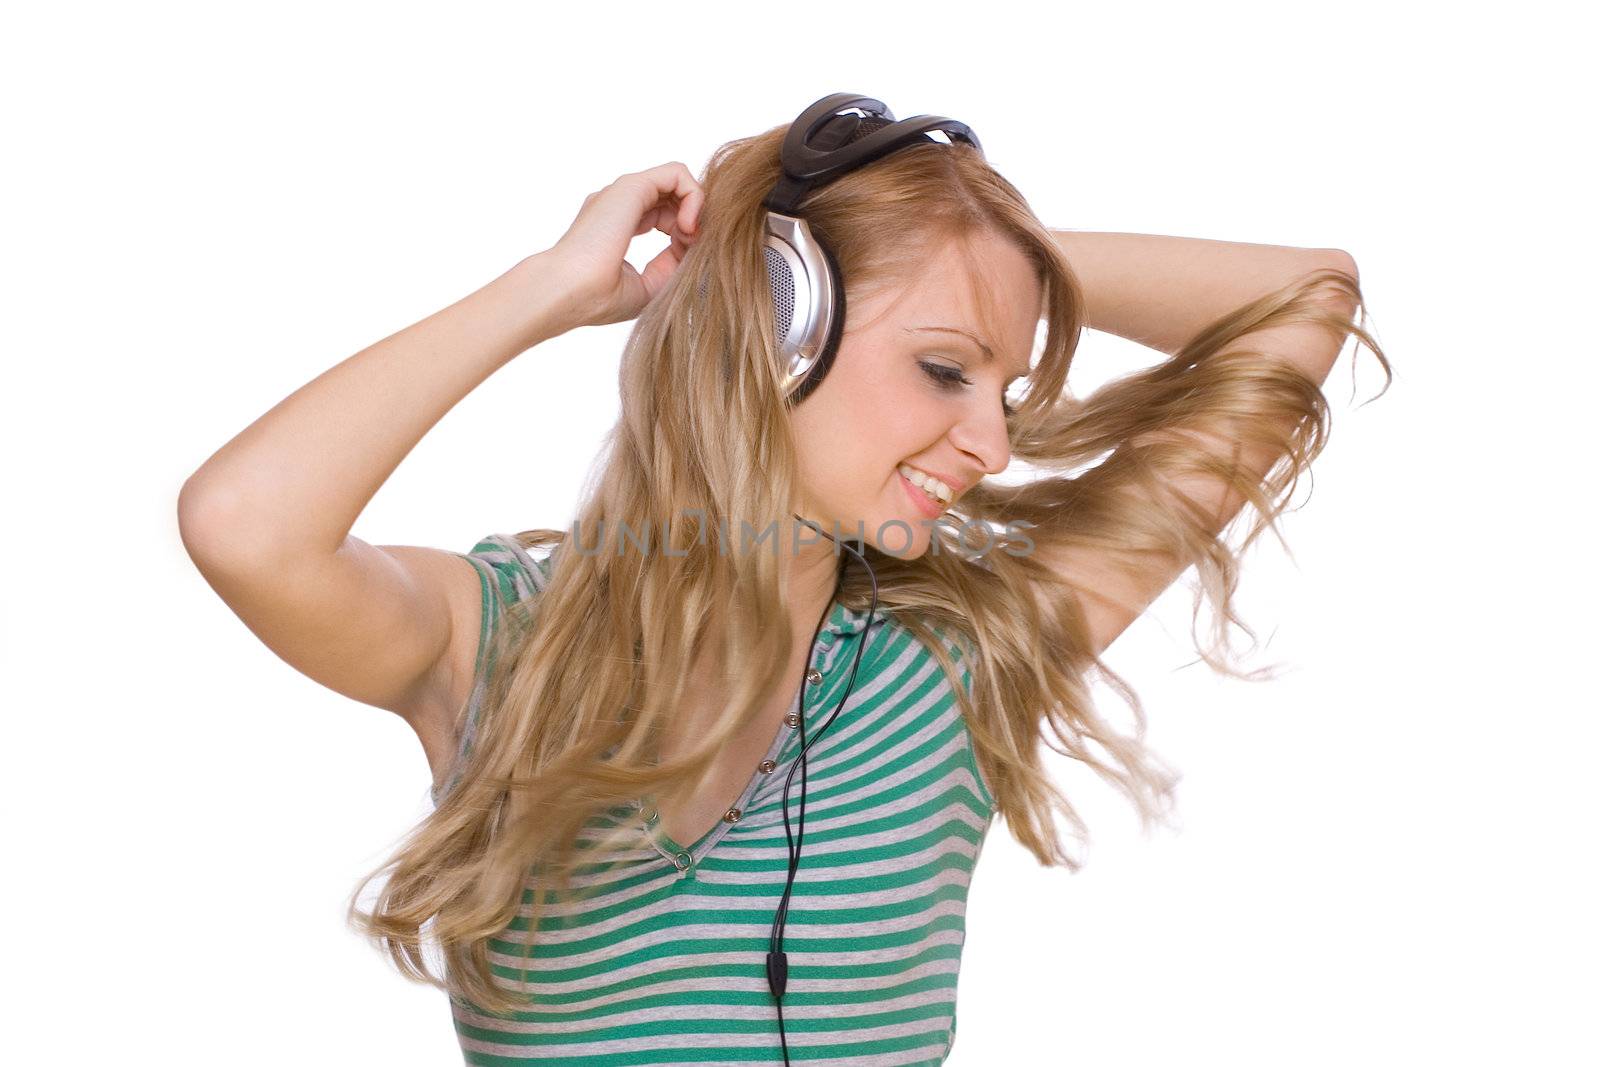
430, 534, 554, 805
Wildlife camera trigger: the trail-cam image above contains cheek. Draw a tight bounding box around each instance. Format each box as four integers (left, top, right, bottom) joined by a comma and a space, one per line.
867, 381, 942, 467
845, 362, 937, 437
830, 416, 942, 524
852, 380, 946, 484
789, 355, 945, 514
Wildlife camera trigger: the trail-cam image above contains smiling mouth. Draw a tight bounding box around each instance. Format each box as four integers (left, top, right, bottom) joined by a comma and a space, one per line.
897, 463, 956, 505
908, 477, 942, 506
897, 471, 948, 519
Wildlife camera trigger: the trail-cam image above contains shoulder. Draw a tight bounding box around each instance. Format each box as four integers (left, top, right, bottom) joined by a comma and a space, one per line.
869, 609, 977, 689
458, 533, 554, 607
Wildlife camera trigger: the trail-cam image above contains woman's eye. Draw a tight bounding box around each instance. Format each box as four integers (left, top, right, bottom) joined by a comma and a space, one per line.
920, 360, 1017, 418
918, 360, 970, 389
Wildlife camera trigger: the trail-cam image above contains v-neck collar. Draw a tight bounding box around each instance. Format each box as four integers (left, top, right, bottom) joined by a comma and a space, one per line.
643, 691, 804, 865
639, 597, 886, 871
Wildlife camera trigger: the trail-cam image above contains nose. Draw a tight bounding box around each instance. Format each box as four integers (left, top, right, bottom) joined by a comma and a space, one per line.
948, 401, 1012, 478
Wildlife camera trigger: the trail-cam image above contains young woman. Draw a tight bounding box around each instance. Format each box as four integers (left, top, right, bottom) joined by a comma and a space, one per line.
179, 99, 1388, 1065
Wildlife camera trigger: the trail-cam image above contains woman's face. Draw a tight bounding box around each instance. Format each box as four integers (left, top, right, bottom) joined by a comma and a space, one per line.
789, 229, 1042, 559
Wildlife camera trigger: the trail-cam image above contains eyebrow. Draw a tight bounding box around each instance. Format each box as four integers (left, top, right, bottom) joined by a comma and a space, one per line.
905, 325, 1029, 382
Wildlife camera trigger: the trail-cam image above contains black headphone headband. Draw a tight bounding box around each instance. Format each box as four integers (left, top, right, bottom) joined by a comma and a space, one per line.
764, 93, 983, 215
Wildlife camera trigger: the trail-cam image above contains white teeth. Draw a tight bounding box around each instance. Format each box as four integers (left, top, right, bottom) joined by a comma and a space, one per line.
898, 464, 953, 504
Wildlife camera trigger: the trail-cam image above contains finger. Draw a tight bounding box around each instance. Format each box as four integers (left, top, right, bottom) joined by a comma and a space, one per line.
636, 202, 673, 241
636, 160, 700, 201
639, 241, 684, 297
667, 221, 692, 256
596, 174, 666, 236
681, 186, 703, 235
628, 162, 702, 236
643, 194, 697, 247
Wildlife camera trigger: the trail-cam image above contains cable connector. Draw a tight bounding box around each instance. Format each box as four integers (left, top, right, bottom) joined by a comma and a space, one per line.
765, 949, 789, 998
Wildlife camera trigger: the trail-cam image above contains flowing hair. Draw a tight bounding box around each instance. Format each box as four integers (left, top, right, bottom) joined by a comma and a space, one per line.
346, 121, 1391, 1016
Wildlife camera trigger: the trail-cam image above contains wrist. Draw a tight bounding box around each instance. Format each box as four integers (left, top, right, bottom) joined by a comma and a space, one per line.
501, 251, 588, 347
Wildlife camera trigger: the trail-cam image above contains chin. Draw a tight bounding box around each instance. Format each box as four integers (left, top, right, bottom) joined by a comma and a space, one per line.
864, 519, 933, 560
807, 498, 940, 561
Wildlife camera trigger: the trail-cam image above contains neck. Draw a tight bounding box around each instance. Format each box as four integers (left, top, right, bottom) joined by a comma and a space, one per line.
783, 511, 854, 632
688, 515, 844, 681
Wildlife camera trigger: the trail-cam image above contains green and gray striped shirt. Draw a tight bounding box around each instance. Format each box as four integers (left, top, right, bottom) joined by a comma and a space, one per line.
431, 534, 998, 1065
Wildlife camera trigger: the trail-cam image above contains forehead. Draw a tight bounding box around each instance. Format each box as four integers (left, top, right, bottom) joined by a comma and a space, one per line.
851, 233, 1041, 378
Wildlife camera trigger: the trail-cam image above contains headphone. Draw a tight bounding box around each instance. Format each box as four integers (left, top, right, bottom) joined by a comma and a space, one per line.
759, 91, 983, 1064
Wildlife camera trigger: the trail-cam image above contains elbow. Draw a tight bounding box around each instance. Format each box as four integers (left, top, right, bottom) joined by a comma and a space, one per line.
1310, 249, 1361, 321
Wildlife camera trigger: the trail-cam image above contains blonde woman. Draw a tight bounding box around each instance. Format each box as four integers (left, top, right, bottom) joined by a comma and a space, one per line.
178, 96, 1388, 1065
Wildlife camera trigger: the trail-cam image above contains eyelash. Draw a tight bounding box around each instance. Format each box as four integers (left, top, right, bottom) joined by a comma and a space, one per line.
918, 360, 1018, 418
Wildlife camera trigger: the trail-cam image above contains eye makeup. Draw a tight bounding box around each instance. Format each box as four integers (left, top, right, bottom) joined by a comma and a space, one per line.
917, 359, 1019, 418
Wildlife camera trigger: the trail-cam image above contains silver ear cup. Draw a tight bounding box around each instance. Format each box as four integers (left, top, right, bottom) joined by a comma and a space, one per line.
764, 213, 840, 400
690, 214, 841, 403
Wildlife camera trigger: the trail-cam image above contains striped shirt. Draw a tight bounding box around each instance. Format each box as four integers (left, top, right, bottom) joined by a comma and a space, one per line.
431, 534, 998, 1065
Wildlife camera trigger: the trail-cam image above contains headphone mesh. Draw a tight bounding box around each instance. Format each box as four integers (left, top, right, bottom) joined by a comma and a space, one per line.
763, 245, 795, 343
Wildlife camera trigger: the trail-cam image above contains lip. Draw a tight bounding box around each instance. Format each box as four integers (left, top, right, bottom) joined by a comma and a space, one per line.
899, 469, 947, 519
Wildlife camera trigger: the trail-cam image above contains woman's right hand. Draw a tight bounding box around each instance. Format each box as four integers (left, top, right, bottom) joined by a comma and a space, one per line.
545, 162, 705, 329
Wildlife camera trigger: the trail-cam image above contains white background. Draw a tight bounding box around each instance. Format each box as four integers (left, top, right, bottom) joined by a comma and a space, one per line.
5, 2, 1595, 1064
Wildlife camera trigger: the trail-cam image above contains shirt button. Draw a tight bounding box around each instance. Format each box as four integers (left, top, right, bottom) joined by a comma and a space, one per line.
758, 759, 776, 773
806, 668, 823, 685
640, 806, 658, 824
723, 807, 742, 823
673, 851, 692, 871
783, 713, 801, 727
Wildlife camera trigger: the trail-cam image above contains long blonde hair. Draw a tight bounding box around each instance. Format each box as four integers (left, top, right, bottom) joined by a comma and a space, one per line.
347, 121, 1391, 1015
